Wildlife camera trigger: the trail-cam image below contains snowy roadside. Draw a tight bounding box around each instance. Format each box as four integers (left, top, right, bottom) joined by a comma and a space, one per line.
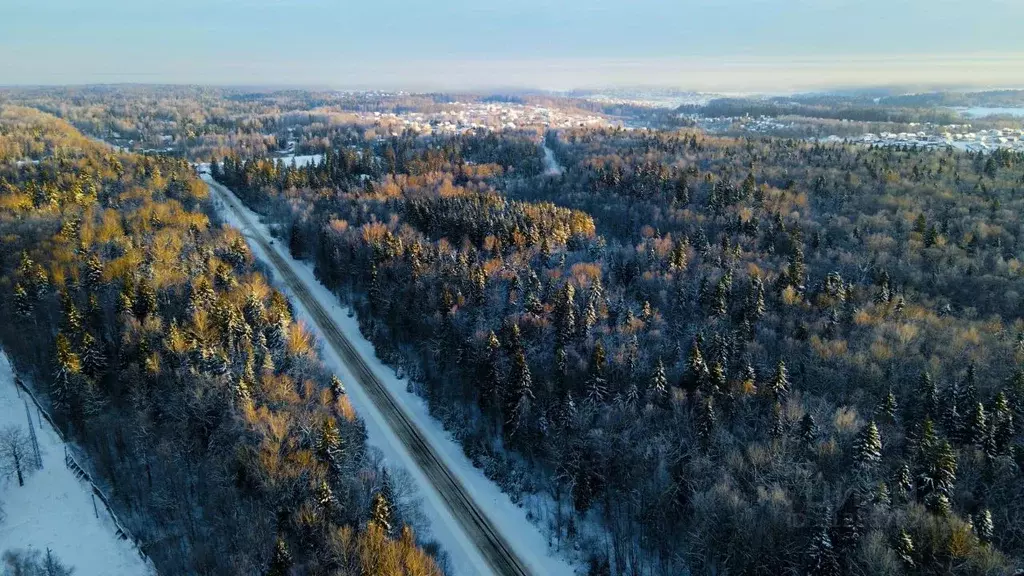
0, 351, 154, 576
204, 174, 579, 576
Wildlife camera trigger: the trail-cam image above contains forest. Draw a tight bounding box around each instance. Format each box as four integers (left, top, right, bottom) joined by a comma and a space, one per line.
213, 116, 1024, 575
0, 107, 442, 575
5, 86, 1024, 576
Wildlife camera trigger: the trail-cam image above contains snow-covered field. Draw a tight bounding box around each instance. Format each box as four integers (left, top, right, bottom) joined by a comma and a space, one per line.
273, 153, 323, 167
0, 352, 153, 576
205, 174, 579, 576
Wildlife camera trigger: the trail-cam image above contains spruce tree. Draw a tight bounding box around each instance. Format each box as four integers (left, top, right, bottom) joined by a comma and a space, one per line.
650, 358, 668, 406
766, 359, 790, 402
555, 282, 576, 347
990, 391, 1013, 452
330, 374, 346, 399
892, 529, 915, 569
965, 401, 987, 447
805, 508, 840, 576
798, 413, 818, 448
853, 421, 882, 470
266, 537, 292, 576
975, 508, 994, 544
696, 399, 716, 444
585, 342, 607, 405
686, 338, 709, 391
370, 491, 393, 537
877, 389, 897, 423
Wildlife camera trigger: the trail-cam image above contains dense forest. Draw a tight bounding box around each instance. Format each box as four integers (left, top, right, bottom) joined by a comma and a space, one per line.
212, 116, 1024, 575
7, 86, 1024, 575
0, 107, 442, 575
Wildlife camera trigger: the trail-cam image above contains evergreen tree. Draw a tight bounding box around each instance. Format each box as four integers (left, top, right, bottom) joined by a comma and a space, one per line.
370, 491, 393, 537
266, 537, 292, 576
965, 401, 987, 447
765, 359, 789, 402
748, 276, 766, 321
798, 413, 818, 448
13, 283, 34, 318
975, 508, 994, 544
831, 492, 863, 564
805, 508, 840, 576
916, 428, 957, 515
892, 529, 915, 570
506, 349, 534, 439
877, 389, 897, 423
330, 374, 346, 399
52, 332, 81, 413
555, 282, 576, 347
585, 342, 608, 405
686, 338, 709, 391
853, 421, 882, 470
696, 399, 716, 444
988, 392, 1012, 453
894, 463, 913, 500
650, 358, 668, 407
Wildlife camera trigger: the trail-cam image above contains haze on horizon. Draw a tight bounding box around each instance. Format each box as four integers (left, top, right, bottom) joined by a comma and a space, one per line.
3, 0, 1023, 92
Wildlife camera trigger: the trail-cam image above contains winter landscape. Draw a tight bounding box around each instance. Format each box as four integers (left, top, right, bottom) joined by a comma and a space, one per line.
3, 1, 1024, 576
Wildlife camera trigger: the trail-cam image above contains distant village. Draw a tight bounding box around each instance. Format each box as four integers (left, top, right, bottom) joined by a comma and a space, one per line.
842, 125, 1024, 152
365, 102, 612, 135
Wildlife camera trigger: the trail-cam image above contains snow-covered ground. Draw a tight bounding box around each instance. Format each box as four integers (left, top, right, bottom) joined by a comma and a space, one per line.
204, 174, 579, 576
0, 352, 153, 576
273, 153, 323, 167
542, 144, 565, 176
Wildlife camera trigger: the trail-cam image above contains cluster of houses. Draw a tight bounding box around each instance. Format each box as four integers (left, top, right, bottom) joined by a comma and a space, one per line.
847, 127, 1024, 152
364, 102, 610, 135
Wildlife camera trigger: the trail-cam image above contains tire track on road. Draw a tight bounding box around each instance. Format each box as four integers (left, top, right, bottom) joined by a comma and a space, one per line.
205, 178, 533, 576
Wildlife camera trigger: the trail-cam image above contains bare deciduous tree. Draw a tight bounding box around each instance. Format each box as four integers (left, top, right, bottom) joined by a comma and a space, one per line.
0, 426, 38, 487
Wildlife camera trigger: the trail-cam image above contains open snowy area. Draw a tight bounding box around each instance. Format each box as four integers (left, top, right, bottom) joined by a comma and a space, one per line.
205, 174, 579, 576
0, 352, 153, 576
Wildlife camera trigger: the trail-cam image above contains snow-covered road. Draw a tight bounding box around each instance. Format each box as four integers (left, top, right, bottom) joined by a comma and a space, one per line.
204, 175, 577, 576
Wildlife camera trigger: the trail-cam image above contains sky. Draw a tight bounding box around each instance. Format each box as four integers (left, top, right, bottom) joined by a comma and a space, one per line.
2, 0, 1024, 91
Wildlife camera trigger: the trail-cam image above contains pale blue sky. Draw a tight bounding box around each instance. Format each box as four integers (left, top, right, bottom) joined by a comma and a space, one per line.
2, 0, 1023, 90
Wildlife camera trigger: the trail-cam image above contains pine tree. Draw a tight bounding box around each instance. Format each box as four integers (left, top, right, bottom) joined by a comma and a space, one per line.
686, 338, 709, 391
330, 374, 346, 399
555, 282, 576, 347
894, 463, 913, 500
585, 342, 607, 405
805, 508, 840, 576
14, 282, 34, 318
650, 358, 668, 406
267, 537, 292, 576
370, 491, 393, 537
79, 332, 106, 380
52, 332, 82, 413
892, 529, 915, 569
991, 389, 1015, 453
766, 359, 790, 402
710, 277, 728, 317
917, 433, 956, 516
696, 399, 716, 444
317, 417, 343, 476
975, 508, 994, 544
748, 276, 766, 321
506, 349, 534, 439
669, 238, 688, 271
135, 277, 157, 319
674, 175, 689, 205
965, 401, 987, 447
798, 413, 818, 447
831, 492, 863, 564
877, 389, 898, 422
854, 421, 882, 470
